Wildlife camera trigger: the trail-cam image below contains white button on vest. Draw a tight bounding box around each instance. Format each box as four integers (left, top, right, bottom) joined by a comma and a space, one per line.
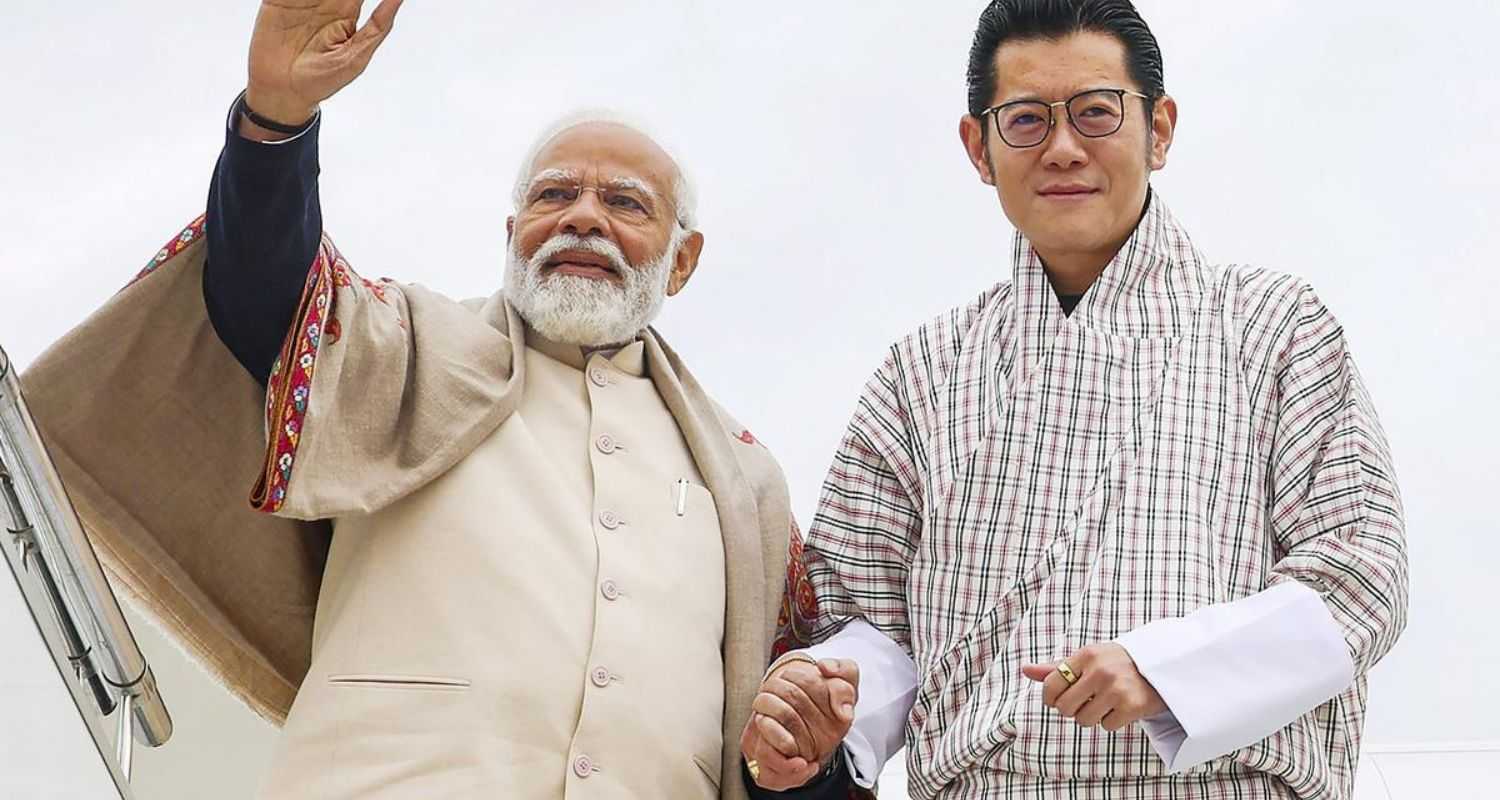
591, 667, 611, 688
573, 755, 594, 778
601, 580, 621, 601
596, 434, 616, 454
599, 510, 622, 530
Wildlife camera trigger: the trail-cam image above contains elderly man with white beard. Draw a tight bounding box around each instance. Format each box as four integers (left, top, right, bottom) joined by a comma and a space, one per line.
16, 2, 863, 799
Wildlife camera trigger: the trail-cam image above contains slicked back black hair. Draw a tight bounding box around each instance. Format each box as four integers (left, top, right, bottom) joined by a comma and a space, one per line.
966, 0, 1165, 117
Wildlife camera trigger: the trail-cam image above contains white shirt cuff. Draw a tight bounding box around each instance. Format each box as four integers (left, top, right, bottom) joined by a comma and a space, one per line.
1116, 581, 1355, 773
783, 620, 918, 789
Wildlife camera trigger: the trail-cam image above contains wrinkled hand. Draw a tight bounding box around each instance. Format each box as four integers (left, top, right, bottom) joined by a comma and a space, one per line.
739, 658, 859, 791
246, 0, 405, 124
1022, 643, 1167, 732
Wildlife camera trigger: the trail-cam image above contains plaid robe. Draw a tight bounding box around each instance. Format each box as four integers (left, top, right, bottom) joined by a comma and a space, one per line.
776, 194, 1407, 799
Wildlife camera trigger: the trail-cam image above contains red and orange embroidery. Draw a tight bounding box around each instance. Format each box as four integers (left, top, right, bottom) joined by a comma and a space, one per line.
249, 238, 403, 513
250, 239, 341, 514
123, 216, 206, 291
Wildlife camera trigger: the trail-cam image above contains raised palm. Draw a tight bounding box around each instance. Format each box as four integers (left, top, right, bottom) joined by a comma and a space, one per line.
246, 0, 404, 124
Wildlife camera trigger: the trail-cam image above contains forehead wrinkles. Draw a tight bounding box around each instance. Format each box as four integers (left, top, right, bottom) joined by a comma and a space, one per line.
539, 125, 674, 183
513, 116, 697, 229
527, 159, 666, 198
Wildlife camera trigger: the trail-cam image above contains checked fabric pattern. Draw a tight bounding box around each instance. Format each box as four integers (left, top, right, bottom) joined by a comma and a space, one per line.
798, 195, 1407, 800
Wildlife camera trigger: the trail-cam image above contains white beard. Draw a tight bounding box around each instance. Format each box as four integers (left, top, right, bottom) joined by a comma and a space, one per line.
503, 231, 678, 347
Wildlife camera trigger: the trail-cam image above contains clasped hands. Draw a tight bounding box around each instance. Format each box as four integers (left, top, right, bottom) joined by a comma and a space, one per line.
739, 656, 860, 791
739, 642, 1164, 791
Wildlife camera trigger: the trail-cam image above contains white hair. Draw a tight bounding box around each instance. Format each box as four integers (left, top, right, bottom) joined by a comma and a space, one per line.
511, 109, 698, 231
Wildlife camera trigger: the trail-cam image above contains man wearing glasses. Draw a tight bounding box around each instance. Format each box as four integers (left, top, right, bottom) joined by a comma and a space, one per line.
743, 1, 1408, 798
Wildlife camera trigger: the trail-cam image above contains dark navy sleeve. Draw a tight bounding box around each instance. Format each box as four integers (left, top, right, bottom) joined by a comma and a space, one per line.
743, 757, 854, 800
202, 103, 324, 387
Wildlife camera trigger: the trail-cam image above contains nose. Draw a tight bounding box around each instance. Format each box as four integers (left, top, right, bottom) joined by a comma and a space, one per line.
557, 188, 608, 238
1040, 114, 1090, 171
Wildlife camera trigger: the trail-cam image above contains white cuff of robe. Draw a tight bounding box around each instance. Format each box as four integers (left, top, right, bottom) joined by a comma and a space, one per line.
1115, 581, 1355, 773
779, 619, 918, 789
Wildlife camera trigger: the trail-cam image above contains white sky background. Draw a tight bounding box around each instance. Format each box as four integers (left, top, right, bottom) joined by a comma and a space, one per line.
1, 1, 1497, 796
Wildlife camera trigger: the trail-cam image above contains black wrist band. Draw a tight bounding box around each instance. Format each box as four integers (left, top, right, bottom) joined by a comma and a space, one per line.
237, 93, 315, 135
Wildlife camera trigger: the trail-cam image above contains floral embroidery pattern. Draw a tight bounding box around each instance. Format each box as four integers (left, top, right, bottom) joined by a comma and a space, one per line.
122, 216, 206, 291
772, 518, 818, 658
246, 235, 404, 513
250, 238, 344, 514
332, 261, 393, 304
362, 275, 389, 303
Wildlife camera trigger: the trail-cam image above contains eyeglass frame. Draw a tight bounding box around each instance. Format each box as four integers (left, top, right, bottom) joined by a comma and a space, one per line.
979, 88, 1153, 149
519, 169, 695, 230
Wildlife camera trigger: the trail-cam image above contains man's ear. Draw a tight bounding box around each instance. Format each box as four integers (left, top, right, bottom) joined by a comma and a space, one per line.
666, 231, 705, 297
505, 216, 515, 245
960, 114, 996, 185
1148, 95, 1178, 171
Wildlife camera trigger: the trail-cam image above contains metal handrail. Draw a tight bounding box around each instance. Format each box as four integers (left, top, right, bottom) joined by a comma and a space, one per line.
0, 345, 172, 768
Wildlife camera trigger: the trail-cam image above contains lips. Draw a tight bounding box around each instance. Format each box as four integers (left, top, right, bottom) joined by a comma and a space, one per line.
1038, 185, 1098, 197
544, 249, 620, 278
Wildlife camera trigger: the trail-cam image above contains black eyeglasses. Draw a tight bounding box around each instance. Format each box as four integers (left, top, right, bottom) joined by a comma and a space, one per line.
981, 88, 1151, 149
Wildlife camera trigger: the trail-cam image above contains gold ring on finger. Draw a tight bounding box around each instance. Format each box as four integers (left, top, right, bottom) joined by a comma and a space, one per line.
1057, 660, 1080, 685
746, 760, 761, 781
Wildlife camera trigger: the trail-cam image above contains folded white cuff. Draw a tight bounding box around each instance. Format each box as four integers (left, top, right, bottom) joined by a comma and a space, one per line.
785, 619, 918, 789
1116, 581, 1355, 772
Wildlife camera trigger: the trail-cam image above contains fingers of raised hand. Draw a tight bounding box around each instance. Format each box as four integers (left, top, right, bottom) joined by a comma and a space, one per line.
351, 0, 403, 50
368, 0, 404, 29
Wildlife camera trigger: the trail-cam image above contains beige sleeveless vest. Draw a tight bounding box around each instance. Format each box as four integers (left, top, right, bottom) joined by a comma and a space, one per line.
257, 335, 727, 799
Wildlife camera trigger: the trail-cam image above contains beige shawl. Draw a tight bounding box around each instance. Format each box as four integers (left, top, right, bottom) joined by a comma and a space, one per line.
22, 219, 792, 799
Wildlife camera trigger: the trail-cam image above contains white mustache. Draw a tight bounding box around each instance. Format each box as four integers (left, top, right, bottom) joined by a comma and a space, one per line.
505, 226, 678, 347
529, 234, 631, 275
